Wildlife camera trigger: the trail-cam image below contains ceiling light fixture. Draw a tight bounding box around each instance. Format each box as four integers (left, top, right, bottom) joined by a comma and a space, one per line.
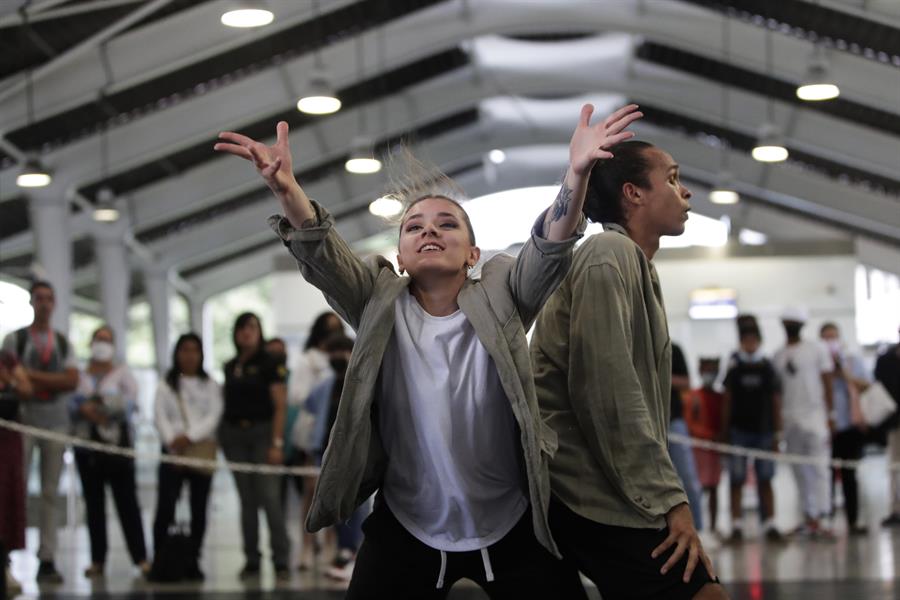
297, 2, 340, 115
297, 71, 341, 115
752, 123, 789, 163
709, 15, 739, 205
16, 158, 51, 188
369, 195, 403, 218
753, 28, 789, 164
488, 149, 506, 164
221, 1, 273, 28
92, 186, 119, 222
345, 136, 381, 174
796, 46, 840, 101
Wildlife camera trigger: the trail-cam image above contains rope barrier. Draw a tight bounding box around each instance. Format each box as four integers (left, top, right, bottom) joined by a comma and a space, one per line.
668, 432, 900, 471
2, 417, 899, 473
0, 418, 320, 476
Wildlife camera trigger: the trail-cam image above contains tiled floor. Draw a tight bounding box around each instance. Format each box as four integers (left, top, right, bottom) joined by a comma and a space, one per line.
8, 445, 898, 599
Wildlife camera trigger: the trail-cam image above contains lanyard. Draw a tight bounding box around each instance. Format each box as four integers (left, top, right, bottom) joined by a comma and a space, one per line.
29, 327, 54, 366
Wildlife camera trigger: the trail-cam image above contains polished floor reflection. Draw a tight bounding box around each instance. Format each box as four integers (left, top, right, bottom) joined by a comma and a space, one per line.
8, 448, 897, 599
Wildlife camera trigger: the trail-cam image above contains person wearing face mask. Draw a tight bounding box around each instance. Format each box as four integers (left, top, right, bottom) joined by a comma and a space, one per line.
773, 307, 835, 539
820, 323, 869, 535
686, 359, 724, 537
721, 325, 782, 542
302, 333, 364, 581
70, 325, 149, 578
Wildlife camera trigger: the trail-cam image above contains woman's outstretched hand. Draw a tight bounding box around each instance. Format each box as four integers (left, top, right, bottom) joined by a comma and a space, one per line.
568, 103, 643, 178
214, 121, 315, 228
215, 120, 297, 199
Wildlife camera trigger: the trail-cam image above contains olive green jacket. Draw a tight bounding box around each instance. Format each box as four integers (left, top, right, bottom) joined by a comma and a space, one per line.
269, 200, 585, 556
530, 224, 688, 529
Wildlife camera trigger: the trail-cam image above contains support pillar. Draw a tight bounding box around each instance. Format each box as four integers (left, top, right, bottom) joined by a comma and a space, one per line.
92, 218, 131, 358
29, 193, 72, 333
144, 266, 172, 375
187, 294, 214, 373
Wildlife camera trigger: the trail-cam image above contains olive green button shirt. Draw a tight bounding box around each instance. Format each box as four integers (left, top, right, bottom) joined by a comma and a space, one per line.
530, 223, 688, 528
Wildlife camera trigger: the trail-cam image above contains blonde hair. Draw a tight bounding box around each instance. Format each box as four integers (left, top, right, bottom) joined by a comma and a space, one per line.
383, 145, 475, 245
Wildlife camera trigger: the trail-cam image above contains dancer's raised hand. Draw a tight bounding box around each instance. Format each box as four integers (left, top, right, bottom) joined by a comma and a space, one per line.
214, 121, 315, 227
568, 103, 643, 177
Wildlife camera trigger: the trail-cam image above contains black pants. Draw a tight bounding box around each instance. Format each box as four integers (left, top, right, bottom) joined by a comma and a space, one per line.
549, 496, 718, 600
345, 498, 587, 600
832, 427, 865, 528
74, 448, 147, 566
152, 460, 212, 562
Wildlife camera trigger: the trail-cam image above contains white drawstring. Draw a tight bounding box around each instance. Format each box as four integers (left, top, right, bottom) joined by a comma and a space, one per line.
480, 547, 495, 583
436, 550, 447, 589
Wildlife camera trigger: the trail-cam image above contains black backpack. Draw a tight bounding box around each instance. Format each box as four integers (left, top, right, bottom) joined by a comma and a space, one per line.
148, 524, 193, 582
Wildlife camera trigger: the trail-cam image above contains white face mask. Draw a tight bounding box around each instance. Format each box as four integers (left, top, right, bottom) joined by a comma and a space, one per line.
90, 341, 115, 362
738, 350, 763, 363
825, 339, 841, 354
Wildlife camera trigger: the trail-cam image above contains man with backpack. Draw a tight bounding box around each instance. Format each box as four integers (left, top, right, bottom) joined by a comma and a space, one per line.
1, 281, 79, 583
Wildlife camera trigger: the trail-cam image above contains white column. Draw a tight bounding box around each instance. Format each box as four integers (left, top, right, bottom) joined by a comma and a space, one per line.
29, 192, 72, 333
92, 218, 131, 358
187, 294, 214, 373
144, 265, 172, 375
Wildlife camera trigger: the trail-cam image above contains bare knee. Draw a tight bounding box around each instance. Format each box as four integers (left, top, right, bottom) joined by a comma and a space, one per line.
693, 582, 729, 600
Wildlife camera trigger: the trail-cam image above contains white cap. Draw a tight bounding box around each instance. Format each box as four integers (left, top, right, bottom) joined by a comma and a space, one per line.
780, 306, 809, 323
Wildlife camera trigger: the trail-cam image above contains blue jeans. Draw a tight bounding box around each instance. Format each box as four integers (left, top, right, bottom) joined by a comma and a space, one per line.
727, 428, 775, 484
668, 419, 703, 529
337, 502, 369, 552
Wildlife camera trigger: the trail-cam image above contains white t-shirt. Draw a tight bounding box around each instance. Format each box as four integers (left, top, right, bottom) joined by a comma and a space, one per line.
774, 340, 834, 433
154, 376, 223, 446
379, 291, 528, 552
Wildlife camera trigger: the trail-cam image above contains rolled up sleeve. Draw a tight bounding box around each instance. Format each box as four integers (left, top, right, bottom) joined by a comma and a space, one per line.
508, 208, 586, 327
268, 200, 377, 330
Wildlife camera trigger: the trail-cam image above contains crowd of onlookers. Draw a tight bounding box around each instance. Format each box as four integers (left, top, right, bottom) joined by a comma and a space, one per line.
0, 280, 362, 594
668, 309, 900, 544
1, 281, 898, 595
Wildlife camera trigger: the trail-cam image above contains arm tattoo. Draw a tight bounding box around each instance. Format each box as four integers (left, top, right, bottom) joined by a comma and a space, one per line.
549, 185, 573, 224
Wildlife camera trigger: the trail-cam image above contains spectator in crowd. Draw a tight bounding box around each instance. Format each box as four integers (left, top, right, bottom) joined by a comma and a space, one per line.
820, 323, 869, 534
287, 311, 344, 569
0, 349, 33, 597
220, 313, 291, 580
71, 325, 149, 577
877, 329, 900, 526
265, 337, 288, 367
153, 333, 223, 580
302, 333, 366, 581
773, 307, 834, 538
1, 280, 79, 583
668, 343, 704, 529
722, 326, 782, 542
687, 358, 724, 536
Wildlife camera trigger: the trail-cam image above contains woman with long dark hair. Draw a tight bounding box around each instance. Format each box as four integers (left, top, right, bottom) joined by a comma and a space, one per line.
71, 325, 149, 578
215, 102, 640, 597
219, 312, 290, 580
152, 333, 222, 580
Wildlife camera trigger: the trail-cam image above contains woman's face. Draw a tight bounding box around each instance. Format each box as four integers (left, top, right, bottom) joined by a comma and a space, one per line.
235, 317, 262, 351
177, 339, 202, 375
396, 197, 479, 281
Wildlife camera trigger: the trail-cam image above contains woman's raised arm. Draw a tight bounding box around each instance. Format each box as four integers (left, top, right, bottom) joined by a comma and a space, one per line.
214, 121, 316, 229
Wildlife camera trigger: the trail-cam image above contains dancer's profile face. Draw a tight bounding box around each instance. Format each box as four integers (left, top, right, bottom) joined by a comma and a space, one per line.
635, 148, 692, 237
397, 197, 480, 281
